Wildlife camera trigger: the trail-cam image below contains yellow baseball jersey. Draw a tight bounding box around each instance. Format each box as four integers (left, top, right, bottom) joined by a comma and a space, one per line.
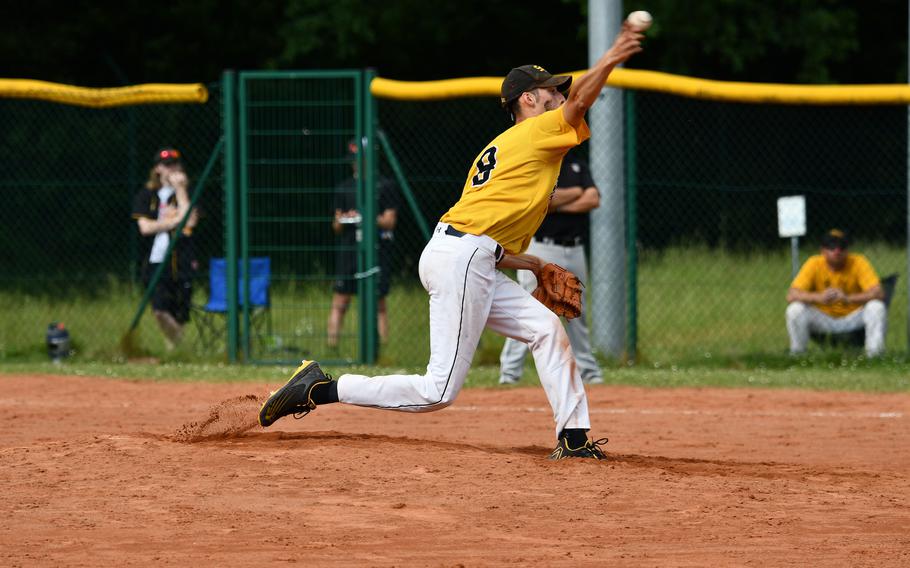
790, 253, 880, 317
440, 107, 591, 254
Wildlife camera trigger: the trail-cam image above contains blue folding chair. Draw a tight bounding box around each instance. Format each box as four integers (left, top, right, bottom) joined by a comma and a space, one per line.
194, 257, 272, 352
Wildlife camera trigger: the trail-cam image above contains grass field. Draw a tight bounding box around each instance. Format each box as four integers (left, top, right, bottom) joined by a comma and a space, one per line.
1, 244, 907, 374
3, 355, 909, 393
637, 241, 908, 363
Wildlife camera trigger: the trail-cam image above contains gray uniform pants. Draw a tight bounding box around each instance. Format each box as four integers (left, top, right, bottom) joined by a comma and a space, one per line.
499, 239, 603, 383
786, 300, 886, 356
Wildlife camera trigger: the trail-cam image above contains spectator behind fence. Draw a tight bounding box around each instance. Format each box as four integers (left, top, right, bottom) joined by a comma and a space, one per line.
498, 149, 604, 385
327, 139, 400, 349
132, 148, 199, 350
786, 229, 885, 357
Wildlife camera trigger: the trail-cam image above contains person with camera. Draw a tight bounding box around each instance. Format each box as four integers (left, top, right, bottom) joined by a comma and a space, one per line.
132, 148, 199, 350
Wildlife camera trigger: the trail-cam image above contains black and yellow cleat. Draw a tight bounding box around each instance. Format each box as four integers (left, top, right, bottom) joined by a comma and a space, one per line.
548, 437, 609, 460
259, 360, 333, 427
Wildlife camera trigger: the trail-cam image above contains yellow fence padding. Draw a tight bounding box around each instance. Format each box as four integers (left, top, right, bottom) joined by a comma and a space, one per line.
0, 79, 209, 108
8, 70, 910, 108
370, 76, 504, 101
372, 67, 910, 106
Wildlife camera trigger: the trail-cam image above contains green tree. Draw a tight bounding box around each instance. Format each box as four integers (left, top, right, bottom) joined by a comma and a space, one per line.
626, 0, 906, 83
0, 0, 906, 86
272, 0, 590, 80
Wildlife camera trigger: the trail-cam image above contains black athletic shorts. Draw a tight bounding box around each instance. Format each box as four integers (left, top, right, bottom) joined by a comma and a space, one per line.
332, 247, 391, 297
143, 264, 193, 324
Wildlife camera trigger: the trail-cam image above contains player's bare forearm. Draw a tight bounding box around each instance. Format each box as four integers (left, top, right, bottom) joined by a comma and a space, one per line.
847, 285, 884, 304
563, 24, 643, 127
137, 217, 177, 236
548, 187, 584, 211
377, 208, 397, 230
554, 187, 600, 214
498, 253, 545, 275
785, 285, 882, 305
170, 174, 191, 220
787, 287, 821, 304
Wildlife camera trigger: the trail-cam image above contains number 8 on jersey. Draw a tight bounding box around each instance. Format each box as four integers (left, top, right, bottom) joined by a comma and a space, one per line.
471, 146, 498, 187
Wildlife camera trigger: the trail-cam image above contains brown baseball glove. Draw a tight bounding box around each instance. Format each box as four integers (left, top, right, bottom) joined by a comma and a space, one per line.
531, 263, 583, 319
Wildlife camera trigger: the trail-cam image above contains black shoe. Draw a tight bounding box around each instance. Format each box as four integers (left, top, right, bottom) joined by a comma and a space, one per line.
548, 437, 609, 460
259, 360, 333, 427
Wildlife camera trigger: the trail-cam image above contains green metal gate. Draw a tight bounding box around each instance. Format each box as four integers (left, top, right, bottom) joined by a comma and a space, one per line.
226, 70, 378, 364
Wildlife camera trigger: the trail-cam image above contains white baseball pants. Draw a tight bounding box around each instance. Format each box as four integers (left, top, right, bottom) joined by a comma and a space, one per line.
785, 300, 887, 356
337, 223, 591, 436
499, 238, 603, 383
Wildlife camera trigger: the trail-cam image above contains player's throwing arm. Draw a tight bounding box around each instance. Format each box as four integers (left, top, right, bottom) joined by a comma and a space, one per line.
561, 21, 644, 127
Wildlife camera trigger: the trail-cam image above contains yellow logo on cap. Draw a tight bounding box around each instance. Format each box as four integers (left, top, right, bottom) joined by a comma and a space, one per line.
532, 65, 547, 73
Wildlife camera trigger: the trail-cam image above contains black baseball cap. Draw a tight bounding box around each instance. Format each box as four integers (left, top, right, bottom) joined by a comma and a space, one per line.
500, 65, 572, 108
154, 147, 182, 165
821, 229, 849, 249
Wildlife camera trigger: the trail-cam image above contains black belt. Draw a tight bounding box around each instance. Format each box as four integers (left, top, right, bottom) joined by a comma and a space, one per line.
534, 236, 583, 247
444, 225, 467, 238
445, 225, 504, 262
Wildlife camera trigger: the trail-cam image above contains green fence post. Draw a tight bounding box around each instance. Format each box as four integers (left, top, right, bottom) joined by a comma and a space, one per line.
361, 69, 378, 364
223, 70, 239, 363
238, 73, 252, 362
127, 105, 139, 286
376, 129, 431, 242
625, 90, 638, 363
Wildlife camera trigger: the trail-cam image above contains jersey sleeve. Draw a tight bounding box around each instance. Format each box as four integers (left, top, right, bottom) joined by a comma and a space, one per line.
529, 108, 591, 155
853, 255, 881, 290
790, 256, 819, 290
132, 189, 154, 220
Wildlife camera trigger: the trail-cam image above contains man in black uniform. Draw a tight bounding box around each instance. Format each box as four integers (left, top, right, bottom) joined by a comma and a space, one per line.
498, 148, 604, 384
327, 139, 400, 349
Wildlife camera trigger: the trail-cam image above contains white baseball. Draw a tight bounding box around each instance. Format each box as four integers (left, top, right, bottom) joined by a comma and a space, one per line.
627, 10, 653, 31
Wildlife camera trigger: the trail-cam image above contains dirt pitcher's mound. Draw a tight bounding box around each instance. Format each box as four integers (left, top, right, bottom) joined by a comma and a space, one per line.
1, 373, 909, 567
173, 393, 265, 443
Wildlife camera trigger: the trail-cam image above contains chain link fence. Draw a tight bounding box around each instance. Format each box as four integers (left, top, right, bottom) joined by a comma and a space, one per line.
633, 92, 906, 363
0, 85, 224, 361
375, 97, 515, 365
377, 90, 908, 367
2, 75, 906, 366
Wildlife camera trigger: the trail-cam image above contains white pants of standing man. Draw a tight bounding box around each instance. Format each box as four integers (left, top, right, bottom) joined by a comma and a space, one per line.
499, 239, 603, 384
785, 300, 887, 357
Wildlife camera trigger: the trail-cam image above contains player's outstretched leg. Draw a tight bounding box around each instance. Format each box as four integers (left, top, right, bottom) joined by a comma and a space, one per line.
549, 434, 609, 460
259, 360, 336, 427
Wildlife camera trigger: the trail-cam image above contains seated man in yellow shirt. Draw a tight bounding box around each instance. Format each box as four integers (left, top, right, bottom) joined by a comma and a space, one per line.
786, 229, 886, 357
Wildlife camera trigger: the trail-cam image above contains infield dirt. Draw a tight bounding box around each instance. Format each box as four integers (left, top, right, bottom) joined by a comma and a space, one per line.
1, 373, 909, 566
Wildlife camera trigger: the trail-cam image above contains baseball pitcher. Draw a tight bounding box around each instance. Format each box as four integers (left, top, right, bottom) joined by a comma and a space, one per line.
259, 23, 644, 460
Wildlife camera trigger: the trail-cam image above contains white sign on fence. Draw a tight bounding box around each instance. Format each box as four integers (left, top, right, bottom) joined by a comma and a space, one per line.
777, 195, 806, 238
